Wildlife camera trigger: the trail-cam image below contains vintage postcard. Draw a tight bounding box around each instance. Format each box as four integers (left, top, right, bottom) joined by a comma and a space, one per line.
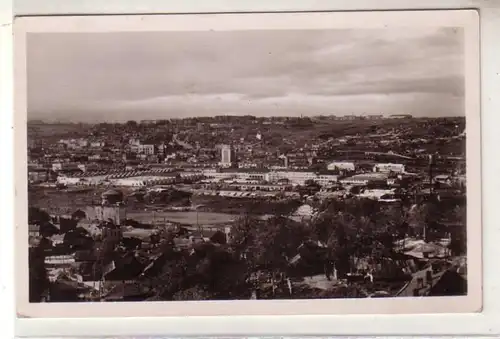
14, 10, 481, 318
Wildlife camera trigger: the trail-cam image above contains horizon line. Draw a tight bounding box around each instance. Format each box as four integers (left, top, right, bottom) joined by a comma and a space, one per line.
27, 114, 465, 124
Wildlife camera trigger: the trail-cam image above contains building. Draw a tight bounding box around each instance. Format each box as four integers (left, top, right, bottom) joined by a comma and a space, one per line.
314, 174, 340, 186
327, 161, 356, 172
373, 163, 406, 173
202, 170, 267, 182
340, 173, 388, 186
28, 167, 50, 183
278, 154, 289, 168
45, 254, 76, 266
101, 189, 124, 205
29, 224, 40, 237
129, 138, 141, 146
77, 163, 99, 173
219, 144, 236, 168
396, 265, 466, 297
57, 176, 83, 185
238, 162, 259, 169
110, 176, 176, 187
267, 171, 338, 186
85, 205, 126, 226
102, 226, 122, 243
90, 141, 106, 148
138, 144, 156, 155
57, 138, 89, 149
52, 162, 80, 172
390, 114, 413, 119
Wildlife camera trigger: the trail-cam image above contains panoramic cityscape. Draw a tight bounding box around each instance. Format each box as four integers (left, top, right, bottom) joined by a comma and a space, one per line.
26, 28, 467, 302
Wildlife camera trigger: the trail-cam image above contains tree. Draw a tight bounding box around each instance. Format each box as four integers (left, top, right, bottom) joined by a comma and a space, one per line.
29, 247, 50, 302
195, 246, 250, 299
125, 120, 138, 127
299, 180, 322, 196
448, 226, 467, 256
71, 209, 86, 221
172, 286, 211, 301
28, 207, 50, 225
64, 227, 93, 250
311, 198, 406, 278
231, 214, 313, 292
450, 205, 466, 224
407, 202, 444, 241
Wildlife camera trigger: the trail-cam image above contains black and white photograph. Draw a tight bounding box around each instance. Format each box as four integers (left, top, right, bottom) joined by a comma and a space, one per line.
14, 11, 481, 317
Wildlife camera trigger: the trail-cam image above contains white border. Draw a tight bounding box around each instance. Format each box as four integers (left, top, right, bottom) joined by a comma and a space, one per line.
0, 0, 14, 339
9, 0, 500, 16
14, 11, 482, 320
2, 2, 498, 338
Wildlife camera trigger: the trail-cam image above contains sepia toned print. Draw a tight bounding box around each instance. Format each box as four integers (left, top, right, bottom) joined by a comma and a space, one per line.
15, 11, 481, 318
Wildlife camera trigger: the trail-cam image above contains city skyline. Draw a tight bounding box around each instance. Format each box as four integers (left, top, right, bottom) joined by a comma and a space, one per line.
27, 28, 464, 123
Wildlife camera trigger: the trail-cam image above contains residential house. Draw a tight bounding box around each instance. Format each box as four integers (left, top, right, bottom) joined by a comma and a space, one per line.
29, 224, 40, 237
396, 263, 466, 297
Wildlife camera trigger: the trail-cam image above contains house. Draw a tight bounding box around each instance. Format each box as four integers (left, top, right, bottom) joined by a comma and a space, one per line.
29, 224, 40, 237
138, 144, 156, 155
90, 141, 106, 148
53, 161, 84, 171
340, 173, 388, 186
373, 163, 405, 173
103, 254, 146, 282
76, 254, 146, 292
28, 167, 50, 183
48, 279, 92, 302
395, 262, 466, 297
434, 175, 453, 186
44, 254, 75, 266
390, 114, 413, 119
347, 253, 417, 281
77, 163, 99, 173
74, 249, 97, 262
39, 222, 60, 237
101, 281, 151, 301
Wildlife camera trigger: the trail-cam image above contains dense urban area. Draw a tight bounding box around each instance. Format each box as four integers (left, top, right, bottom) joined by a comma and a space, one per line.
27, 114, 467, 302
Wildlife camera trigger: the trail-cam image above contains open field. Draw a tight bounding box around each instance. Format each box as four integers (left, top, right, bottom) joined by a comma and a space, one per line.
126, 211, 237, 225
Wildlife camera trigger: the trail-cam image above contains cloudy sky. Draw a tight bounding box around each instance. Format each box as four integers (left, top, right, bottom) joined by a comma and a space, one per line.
27, 28, 464, 122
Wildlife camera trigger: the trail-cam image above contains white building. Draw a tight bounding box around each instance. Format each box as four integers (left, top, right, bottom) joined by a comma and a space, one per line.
52, 162, 80, 172
90, 141, 106, 148
315, 174, 339, 186
267, 171, 338, 186
373, 163, 406, 173
110, 176, 174, 187
56, 176, 82, 185
238, 162, 259, 169
327, 161, 356, 172
202, 170, 267, 182
139, 144, 156, 155
45, 254, 75, 265
77, 163, 99, 173
201, 170, 337, 186
357, 189, 396, 200
219, 145, 235, 168
340, 173, 389, 186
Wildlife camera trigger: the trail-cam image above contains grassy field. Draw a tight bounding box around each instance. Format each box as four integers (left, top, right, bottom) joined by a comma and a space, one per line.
126, 211, 236, 225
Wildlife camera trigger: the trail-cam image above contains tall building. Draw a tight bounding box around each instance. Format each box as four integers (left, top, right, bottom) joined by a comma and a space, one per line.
219, 144, 235, 168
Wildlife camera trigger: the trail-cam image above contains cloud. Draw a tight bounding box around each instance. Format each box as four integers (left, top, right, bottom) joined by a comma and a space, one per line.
27, 27, 464, 122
